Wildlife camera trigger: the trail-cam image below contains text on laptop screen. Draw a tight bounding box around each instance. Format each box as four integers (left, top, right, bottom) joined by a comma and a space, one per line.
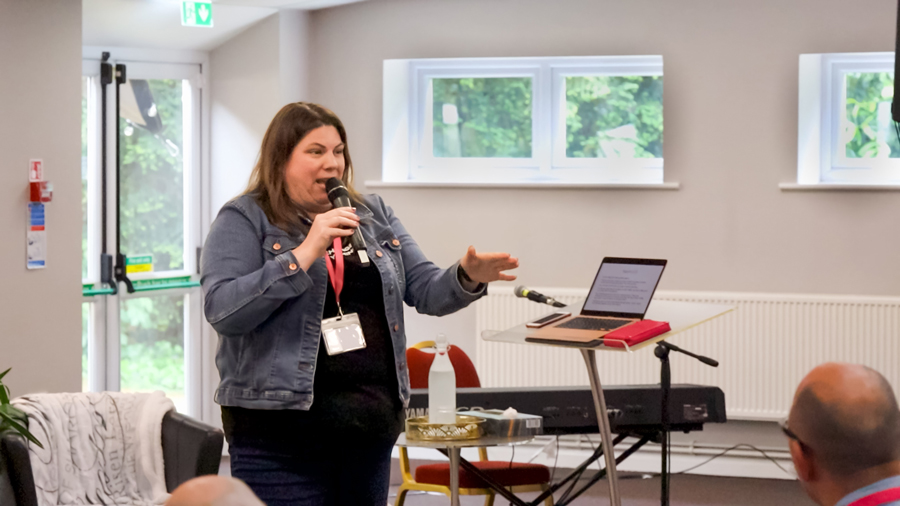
584, 263, 665, 315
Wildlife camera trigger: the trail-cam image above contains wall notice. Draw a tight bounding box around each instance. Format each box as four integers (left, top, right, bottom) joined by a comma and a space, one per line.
27, 203, 46, 269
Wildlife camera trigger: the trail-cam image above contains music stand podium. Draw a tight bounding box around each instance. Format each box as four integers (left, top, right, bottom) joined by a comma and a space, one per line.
483, 299, 735, 506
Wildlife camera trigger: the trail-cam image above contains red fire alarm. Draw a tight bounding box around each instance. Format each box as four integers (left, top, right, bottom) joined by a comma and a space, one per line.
28, 159, 51, 203
30, 181, 53, 203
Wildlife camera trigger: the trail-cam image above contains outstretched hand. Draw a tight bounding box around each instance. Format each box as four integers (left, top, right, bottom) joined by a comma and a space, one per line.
459, 246, 519, 284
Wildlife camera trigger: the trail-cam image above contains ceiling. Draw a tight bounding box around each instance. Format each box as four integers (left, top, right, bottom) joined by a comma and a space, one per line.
214, 0, 364, 6
83, 0, 367, 51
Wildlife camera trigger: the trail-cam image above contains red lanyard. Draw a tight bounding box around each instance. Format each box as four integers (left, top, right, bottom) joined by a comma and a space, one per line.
323, 237, 344, 307
847, 487, 900, 506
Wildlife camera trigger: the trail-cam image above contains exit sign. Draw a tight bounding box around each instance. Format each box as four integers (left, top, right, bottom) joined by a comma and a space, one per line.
182, 1, 213, 27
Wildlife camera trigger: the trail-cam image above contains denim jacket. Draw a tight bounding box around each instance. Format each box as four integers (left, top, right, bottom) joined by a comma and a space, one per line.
201, 193, 486, 410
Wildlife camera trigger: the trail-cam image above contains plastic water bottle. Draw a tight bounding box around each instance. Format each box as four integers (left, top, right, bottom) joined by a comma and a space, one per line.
428, 334, 457, 424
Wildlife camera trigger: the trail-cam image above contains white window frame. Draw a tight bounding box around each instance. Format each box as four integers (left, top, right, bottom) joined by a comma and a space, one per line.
82, 65, 103, 286
797, 52, 900, 186
382, 55, 666, 186
415, 64, 543, 182
550, 59, 663, 184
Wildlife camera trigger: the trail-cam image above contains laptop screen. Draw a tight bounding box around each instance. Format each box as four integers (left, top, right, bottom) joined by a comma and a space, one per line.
582, 258, 667, 318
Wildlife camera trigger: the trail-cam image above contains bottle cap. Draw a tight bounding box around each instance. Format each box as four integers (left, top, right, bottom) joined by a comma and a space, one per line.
435, 333, 449, 351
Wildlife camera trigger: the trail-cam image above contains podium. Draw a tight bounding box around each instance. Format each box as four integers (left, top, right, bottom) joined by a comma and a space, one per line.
483, 299, 734, 506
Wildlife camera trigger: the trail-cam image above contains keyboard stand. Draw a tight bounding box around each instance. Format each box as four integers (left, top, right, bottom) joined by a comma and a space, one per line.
483, 299, 734, 506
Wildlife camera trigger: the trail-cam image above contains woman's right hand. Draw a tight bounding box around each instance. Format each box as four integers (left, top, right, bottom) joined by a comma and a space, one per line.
291, 208, 359, 271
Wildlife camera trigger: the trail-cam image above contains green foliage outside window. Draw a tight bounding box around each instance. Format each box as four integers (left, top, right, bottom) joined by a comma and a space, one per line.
119, 79, 185, 272
120, 295, 184, 398
432, 77, 532, 158
845, 72, 900, 158
566, 75, 663, 158
428, 75, 663, 161
118, 81, 186, 402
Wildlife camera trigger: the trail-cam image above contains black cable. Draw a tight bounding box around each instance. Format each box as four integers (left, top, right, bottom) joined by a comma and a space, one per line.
585, 435, 603, 472
505, 445, 516, 506
672, 443, 796, 477
557, 439, 594, 504
549, 436, 560, 483
557, 462, 585, 504
503, 445, 517, 505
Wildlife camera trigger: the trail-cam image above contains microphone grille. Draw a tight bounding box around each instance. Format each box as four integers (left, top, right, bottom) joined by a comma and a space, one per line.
325, 177, 345, 194
514, 285, 527, 297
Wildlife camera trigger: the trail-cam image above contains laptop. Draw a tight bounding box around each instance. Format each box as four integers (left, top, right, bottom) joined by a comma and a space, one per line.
525, 257, 667, 347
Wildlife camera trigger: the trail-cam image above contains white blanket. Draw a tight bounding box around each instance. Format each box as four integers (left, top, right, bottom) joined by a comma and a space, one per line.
12, 391, 175, 506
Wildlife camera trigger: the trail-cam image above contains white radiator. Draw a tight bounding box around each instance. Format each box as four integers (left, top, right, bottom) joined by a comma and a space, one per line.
475, 288, 900, 420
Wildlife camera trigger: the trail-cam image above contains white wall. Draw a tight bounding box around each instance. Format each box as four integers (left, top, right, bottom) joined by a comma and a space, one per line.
279, 10, 311, 105
305, 0, 900, 353
0, 0, 83, 395
209, 10, 312, 215
210, 14, 282, 214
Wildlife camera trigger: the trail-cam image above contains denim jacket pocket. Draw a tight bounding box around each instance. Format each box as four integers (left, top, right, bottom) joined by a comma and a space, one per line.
262, 233, 300, 256
377, 233, 405, 296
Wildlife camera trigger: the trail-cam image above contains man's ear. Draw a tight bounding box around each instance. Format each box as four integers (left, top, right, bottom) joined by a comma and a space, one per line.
789, 440, 815, 482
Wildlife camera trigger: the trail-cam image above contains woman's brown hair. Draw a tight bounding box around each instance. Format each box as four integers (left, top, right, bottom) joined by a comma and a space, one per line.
244, 102, 362, 234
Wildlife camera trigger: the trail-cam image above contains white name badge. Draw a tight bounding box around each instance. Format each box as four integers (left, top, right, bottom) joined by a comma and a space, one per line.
321, 312, 366, 355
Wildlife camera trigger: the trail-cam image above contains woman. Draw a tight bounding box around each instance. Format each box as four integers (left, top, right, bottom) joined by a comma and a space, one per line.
200, 102, 518, 506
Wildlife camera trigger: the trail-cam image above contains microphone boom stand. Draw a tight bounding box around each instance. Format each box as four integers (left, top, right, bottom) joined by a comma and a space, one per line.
653, 341, 718, 506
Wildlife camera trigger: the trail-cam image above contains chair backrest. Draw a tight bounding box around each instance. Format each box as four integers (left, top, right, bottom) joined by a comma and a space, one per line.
0, 433, 37, 506
2, 392, 224, 506
406, 341, 481, 389
161, 410, 224, 492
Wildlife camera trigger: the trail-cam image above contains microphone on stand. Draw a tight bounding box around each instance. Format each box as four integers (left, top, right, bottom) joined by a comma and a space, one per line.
325, 177, 370, 266
514, 285, 567, 308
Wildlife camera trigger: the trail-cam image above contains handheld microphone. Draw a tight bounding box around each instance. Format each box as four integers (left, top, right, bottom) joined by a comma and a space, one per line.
514, 285, 567, 308
325, 177, 369, 266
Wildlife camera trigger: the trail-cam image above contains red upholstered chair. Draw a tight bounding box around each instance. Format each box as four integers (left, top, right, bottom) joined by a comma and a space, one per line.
406, 341, 481, 390
396, 341, 553, 506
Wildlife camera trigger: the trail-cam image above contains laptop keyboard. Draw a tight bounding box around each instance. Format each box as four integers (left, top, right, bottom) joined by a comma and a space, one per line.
556, 317, 632, 331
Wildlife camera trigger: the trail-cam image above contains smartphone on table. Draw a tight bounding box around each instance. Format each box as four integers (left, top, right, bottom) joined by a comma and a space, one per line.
525, 311, 571, 329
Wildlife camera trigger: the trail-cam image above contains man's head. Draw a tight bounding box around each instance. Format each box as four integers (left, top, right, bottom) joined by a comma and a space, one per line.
787, 363, 900, 505
164, 476, 264, 506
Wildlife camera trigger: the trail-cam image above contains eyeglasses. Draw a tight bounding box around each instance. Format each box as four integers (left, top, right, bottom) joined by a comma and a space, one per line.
779, 418, 812, 452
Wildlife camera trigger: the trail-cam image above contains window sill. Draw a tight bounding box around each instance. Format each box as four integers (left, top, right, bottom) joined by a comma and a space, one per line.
365, 180, 680, 190
779, 183, 900, 191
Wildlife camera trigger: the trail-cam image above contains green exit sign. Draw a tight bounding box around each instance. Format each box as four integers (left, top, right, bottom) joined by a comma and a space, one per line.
182, 1, 213, 27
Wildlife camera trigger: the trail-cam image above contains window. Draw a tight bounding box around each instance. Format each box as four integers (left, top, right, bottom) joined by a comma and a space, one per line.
383, 56, 664, 185
797, 52, 900, 185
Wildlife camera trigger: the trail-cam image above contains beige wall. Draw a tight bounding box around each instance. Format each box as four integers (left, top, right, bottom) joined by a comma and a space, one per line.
210, 11, 313, 214
210, 14, 283, 214
0, 0, 83, 395
308, 0, 900, 299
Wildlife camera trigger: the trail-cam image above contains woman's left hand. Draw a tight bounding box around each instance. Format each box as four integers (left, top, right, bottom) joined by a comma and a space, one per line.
459, 246, 519, 283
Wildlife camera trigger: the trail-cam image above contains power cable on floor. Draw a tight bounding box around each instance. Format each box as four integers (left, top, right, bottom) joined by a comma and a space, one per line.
672, 443, 796, 478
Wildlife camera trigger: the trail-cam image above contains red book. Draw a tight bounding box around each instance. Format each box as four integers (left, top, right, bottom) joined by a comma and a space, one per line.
603, 320, 671, 348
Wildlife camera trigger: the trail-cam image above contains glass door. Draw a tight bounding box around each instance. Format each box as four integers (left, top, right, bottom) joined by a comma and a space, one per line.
82, 57, 203, 417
